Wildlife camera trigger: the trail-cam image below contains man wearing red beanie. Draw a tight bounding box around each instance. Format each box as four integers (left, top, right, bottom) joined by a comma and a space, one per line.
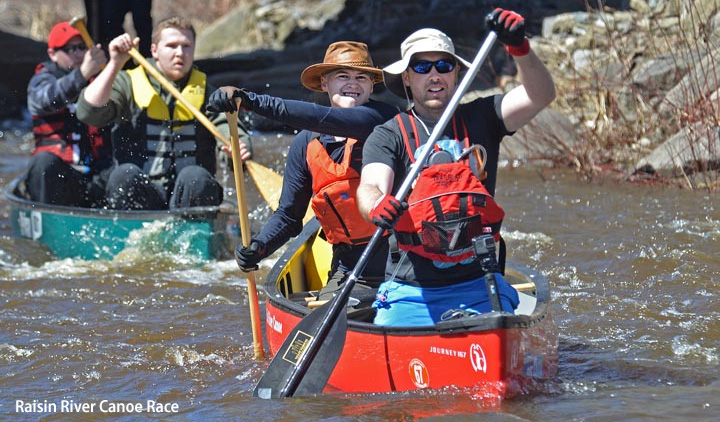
21, 21, 110, 207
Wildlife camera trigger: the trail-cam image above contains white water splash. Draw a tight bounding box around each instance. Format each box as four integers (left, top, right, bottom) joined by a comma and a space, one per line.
672, 335, 719, 364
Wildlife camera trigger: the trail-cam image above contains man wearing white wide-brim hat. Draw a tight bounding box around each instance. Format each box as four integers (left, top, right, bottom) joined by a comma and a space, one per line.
357, 8, 556, 327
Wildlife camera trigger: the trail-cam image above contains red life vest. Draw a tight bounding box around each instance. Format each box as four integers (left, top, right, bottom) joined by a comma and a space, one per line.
393, 112, 505, 263
31, 62, 105, 170
306, 136, 377, 245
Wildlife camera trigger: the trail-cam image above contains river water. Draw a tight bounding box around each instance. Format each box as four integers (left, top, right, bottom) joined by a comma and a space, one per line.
0, 116, 718, 422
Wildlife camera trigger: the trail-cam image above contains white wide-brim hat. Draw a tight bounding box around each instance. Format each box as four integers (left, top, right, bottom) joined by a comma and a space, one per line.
383, 28, 471, 98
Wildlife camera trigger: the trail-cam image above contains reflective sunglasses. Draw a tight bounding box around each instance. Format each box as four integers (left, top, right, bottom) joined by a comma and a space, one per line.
409, 59, 456, 74
58, 44, 87, 54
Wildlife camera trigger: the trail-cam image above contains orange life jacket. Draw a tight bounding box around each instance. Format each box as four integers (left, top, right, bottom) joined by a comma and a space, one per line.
393, 112, 505, 263
306, 136, 377, 245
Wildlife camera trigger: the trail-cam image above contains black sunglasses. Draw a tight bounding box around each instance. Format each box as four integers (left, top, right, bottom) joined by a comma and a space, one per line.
409, 59, 456, 74
58, 44, 87, 54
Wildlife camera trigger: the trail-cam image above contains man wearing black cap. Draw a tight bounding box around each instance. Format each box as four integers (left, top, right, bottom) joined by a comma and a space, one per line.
21, 21, 109, 207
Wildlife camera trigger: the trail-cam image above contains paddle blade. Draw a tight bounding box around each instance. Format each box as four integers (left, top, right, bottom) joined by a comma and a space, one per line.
244, 159, 314, 221
254, 303, 347, 399
244, 160, 283, 210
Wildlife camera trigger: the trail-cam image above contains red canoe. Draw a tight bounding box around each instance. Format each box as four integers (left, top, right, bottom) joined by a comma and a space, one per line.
263, 219, 559, 399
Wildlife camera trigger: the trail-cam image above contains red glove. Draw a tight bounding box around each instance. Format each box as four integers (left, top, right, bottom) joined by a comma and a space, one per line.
486, 8, 530, 57
368, 194, 407, 229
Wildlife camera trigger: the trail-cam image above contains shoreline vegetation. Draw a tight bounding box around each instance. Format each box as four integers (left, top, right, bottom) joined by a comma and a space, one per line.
2, 0, 719, 191
539, 0, 720, 191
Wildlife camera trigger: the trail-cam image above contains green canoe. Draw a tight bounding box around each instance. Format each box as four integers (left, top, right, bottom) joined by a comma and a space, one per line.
4, 177, 238, 261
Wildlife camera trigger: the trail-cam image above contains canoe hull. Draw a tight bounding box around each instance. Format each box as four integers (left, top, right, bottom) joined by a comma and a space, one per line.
5, 178, 235, 260
264, 219, 558, 398
265, 303, 557, 396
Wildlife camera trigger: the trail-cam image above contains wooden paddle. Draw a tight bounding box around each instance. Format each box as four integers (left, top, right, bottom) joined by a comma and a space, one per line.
253, 31, 499, 399
227, 110, 265, 360
69, 16, 283, 210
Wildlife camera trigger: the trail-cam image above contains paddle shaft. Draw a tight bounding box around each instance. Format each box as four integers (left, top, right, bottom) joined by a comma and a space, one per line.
227, 111, 265, 360
275, 31, 499, 398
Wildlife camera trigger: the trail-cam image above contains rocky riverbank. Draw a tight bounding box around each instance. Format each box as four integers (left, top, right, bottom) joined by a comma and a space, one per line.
1, 0, 718, 189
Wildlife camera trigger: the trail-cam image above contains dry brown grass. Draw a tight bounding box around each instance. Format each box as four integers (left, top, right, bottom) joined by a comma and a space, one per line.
548, 1, 720, 191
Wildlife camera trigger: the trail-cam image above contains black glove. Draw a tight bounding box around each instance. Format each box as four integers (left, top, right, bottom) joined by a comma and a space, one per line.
234, 239, 267, 272
207, 88, 250, 113
368, 194, 408, 230
486, 8, 528, 55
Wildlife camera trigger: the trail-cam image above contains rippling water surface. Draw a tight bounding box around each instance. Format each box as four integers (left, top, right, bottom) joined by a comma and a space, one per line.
0, 120, 717, 421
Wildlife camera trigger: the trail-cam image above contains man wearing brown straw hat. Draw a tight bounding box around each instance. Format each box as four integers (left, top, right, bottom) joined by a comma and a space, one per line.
356, 8, 556, 326
208, 41, 398, 301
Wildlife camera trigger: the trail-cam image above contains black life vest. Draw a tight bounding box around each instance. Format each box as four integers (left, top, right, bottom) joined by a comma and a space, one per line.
113, 66, 216, 193
393, 112, 505, 264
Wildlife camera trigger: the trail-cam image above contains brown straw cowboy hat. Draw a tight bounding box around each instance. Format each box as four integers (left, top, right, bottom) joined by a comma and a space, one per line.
300, 41, 384, 92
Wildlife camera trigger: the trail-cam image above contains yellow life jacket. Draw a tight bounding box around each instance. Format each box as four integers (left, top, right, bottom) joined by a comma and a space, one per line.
122, 66, 215, 186
128, 65, 206, 125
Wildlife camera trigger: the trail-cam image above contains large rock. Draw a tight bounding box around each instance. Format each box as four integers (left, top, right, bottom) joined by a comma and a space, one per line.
636, 122, 720, 174
659, 46, 720, 115
195, 0, 347, 58
501, 108, 580, 164
632, 53, 695, 92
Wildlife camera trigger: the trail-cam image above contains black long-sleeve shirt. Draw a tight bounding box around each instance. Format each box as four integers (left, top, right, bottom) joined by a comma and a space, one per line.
243, 93, 398, 274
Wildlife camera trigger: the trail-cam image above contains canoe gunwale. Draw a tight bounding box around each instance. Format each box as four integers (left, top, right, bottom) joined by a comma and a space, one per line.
265, 218, 552, 336
4, 177, 223, 220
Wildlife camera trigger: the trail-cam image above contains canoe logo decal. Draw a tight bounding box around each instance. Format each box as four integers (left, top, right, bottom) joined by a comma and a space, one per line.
266, 311, 283, 334
18, 211, 43, 240
281, 330, 312, 365
469, 343, 487, 373
429, 346, 467, 358
409, 358, 430, 388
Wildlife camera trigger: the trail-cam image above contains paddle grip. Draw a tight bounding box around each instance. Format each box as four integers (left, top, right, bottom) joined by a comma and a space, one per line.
69, 17, 94, 49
